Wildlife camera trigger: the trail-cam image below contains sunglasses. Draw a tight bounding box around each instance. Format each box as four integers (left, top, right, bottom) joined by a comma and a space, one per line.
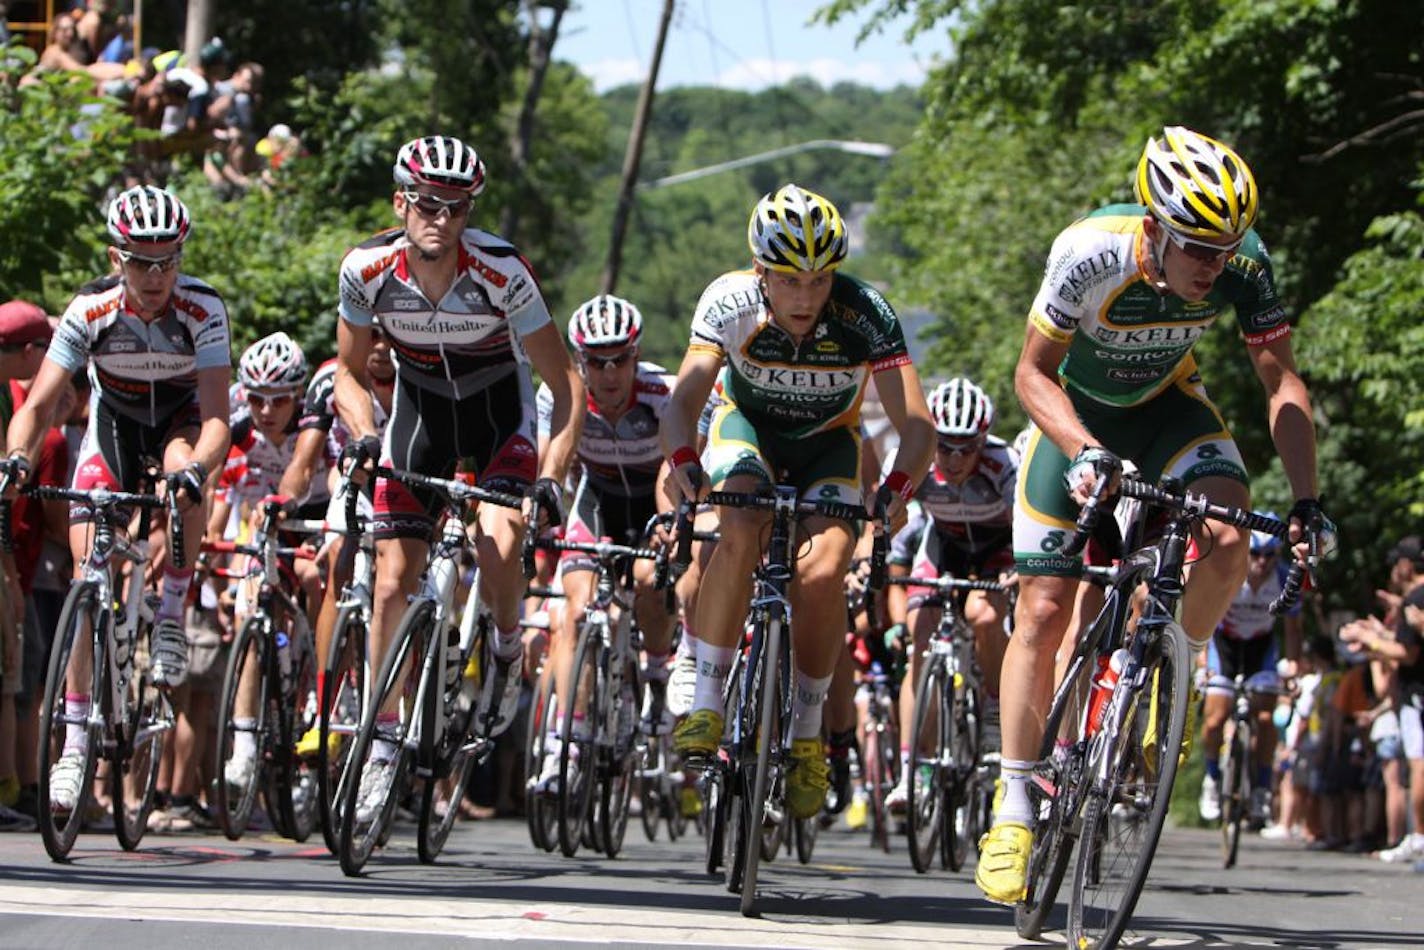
1164, 228, 1241, 264
1249, 549, 1277, 560
582, 350, 636, 371
247, 391, 295, 410
116, 247, 183, 274
401, 190, 471, 219
937, 437, 983, 456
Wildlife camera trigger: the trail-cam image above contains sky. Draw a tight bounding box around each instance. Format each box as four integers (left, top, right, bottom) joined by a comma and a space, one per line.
555, 0, 953, 93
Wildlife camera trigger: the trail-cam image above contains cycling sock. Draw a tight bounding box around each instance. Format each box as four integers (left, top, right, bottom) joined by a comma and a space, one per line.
315, 671, 326, 710
63, 695, 90, 753
1204, 756, 1221, 782
997, 758, 1036, 826
677, 626, 700, 663
791, 670, 832, 740
643, 650, 671, 683
692, 642, 736, 713
372, 712, 400, 763
233, 720, 257, 760
493, 622, 522, 660
157, 566, 193, 621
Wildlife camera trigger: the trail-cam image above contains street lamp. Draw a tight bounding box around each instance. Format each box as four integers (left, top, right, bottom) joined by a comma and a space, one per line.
638, 139, 895, 190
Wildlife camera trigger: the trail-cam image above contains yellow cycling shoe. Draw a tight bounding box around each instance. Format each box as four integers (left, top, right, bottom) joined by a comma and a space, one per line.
673, 709, 723, 758
679, 785, 702, 819
1143, 668, 1201, 776
294, 725, 338, 759
786, 737, 830, 820
844, 793, 868, 831
975, 821, 1032, 905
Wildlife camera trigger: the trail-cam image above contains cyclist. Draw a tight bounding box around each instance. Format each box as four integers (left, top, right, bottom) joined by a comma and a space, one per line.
278, 319, 396, 758
5, 185, 232, 810
978, 127, 1328, 905
1198, 523, 1301, 826
532, 295, 675, 793
885, 377, 1017, 815
333, 135, 583, 818
213, 332, 323, 788
661, 183, 934, 820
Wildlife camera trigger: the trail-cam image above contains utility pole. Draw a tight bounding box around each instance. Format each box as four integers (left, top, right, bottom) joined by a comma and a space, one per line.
501, 0, 568, 241
600, 0, 675, 294
183, 0, 214, 63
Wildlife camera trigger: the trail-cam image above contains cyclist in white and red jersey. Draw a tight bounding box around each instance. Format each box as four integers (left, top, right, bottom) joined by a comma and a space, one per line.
1198, 522, 1301, 825
279, 322, 395, 759
885, 378, 1018, 813
5, 185, 231, 812
532, 295, 675, 794
333, 136, 583, 816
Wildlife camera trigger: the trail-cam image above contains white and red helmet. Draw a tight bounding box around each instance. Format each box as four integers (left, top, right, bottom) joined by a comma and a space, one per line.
106, 185, 191, 245
568, 294, 643, 350
239, 331, 308, 393
393, 136, 486, 195
928, 378, 994, 439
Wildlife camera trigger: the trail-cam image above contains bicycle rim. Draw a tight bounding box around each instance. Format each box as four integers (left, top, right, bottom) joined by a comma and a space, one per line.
907, 660, 944, 874
525, 673, 559, 852
600, 658, 640, 858
419, 749, 474, 863
214, 615, 268, 840
739, 616, 782, 917
38, 582, 104, 861
320, 603, 366, 856
1221, 727, 1247, 869
113, 665, 170, 850
558, 622, 601, 857
414, 610, 463, 863
338, 606, 426, 876
945, 680, 978, 871
1068, 621, 1190, 949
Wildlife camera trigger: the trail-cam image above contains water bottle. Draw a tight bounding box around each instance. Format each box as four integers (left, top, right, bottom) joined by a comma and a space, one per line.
1086, 649, 1128, 736
275, 630, 292, 691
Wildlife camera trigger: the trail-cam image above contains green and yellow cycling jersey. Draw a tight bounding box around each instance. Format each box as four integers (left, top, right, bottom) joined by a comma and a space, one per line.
687, 269, 910, 439
1027, 204, 1289, 408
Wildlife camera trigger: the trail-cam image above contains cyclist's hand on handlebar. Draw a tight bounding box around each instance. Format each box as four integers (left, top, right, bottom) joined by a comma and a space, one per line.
338, 434, 382, 485
0, 453, 31, 496
523, 476, 564, 530
871, 470, 915, 530
167, 460, 208, 510
1286, 497, 1336, 561
1063, 445, 1121, 506
667, 460, 708, 507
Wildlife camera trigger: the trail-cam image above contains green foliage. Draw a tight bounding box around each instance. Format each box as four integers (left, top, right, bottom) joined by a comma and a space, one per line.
0, 55, 143, 308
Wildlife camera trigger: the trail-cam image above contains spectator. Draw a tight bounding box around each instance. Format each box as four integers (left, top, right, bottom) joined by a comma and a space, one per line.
1341, 535, 1424, 863
255, 123, 302, 188
1331, 655, 1389, 851
27, 13, 127, 86
77, 0, 124, 63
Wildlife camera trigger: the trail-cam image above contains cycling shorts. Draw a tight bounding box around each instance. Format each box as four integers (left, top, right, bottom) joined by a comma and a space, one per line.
560, 473, 657, 574
1013, 373, 1247, 577
1206, 632, 1280, 698
702, 401, 861, 513
373, 376, 537, 541
71, 396, 202, 522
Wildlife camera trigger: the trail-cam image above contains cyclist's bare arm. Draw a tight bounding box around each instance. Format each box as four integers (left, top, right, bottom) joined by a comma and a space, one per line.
334, 319, 376, 443
5, 357, 72, 467
660, 349, 720, 502
277, 427, 328, 502
873, 360, 936, 517
1014, 326, 1093, 464
1246, 334, 1318, 508
523, 322, 584, 486
189, 366, 234, 477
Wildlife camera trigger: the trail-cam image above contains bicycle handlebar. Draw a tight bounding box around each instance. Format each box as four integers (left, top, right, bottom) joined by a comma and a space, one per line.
884, 575, 1007, 593
534, 537, 660, 563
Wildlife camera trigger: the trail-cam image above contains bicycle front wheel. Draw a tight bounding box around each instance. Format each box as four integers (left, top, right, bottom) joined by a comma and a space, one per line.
525, 670, 560, 852
906, 657, 945, 874
38, 581, 106, 861
319, 601, 368, 856
418, 616, 470, 864
283, 620, 321, 843
599, 659, 640, 859
214, 615, 269, 840
558, 620, 602, 857
1221, 719, 1249, 869
113, 652, 171, 851
737, 613, 784, 917
1068, 620, 1191, 950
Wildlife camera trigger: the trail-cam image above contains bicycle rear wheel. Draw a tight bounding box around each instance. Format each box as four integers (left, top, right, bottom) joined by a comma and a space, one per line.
417, 615, 472, 864
113, 659, 171, 851
558, 621, 602, 857
1068, 620, 1190, 949
283, 620, 321, 843
38, 581, 105, 861
703, 670, 739, 876
943, 676, 979, 872
864, 717, 890, 854
599, 660, 640, 858
907, 658, 945, 874
793, 813, 819, 864
319, 601, 367, 856
1221, 721, 1248, 869
525, 670, 559, 852
214, 615, 269, 840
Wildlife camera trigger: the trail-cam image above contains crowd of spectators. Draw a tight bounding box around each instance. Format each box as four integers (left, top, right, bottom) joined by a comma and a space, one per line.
5, 2, 301, 197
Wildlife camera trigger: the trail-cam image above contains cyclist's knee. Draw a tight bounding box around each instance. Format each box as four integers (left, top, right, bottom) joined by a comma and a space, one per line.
1011, 583, 1075, 651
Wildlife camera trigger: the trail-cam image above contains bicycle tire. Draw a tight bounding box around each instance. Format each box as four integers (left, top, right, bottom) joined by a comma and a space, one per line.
417, 613, 471, 863
112, 659, 170, 851
599, 656, 640, 858
907, 657, 945, 874
337, 603, 428, 876
283, 619, 321, 843
319, 601, 367, 856
525, 671, 559, 853
1221, 719, 1248, 869
1068, 620, 1191, 949
214, 615, 269, 840
864, 717, 889, 853
558, 619, 602, 857
944, 676, 978, 872
38, 581, 105, 861
793, 813, 819, 864
738, 613, 784, 917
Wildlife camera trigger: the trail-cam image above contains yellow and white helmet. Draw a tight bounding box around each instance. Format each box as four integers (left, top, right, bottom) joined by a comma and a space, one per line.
1135, 127, 1258, 240
747, 184, 848, 272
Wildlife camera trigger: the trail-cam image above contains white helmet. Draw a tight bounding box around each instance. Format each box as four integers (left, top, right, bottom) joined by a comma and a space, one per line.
393, 135, 486, 195
107, 185, 191, 245
239, 331, 308, 393
747, 183, 848, 272
568, 294, 643, 350
928, 378, 994, 438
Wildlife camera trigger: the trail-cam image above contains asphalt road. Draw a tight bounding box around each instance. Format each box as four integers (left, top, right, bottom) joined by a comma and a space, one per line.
0, 810, 1418, 949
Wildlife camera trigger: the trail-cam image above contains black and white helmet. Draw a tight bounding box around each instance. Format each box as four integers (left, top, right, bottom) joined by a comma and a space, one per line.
568, 294, 643, 350
393, 135, 486, 195
106, 185, 191, 244
239, 331, 308, 393
928, 378, 994, 438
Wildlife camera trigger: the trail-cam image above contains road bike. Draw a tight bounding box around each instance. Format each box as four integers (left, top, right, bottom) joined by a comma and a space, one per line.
1218, 669, 1287, 868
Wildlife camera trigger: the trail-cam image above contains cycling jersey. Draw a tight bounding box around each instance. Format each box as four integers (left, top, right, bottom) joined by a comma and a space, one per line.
50, 273, 231, 426
338, 228, 551, 399
216, 413, 312, 509
298, 358, 392, 464
537, 361, 671, 499
1219, 562, 1299, 640
1028, 204, 1288, 408
688, 270, 910, 439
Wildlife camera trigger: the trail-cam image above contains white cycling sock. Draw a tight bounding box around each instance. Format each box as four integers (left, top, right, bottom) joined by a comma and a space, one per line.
63, 695, 90, 753
157, 566, 193, 622
676, 626, 700, 664
997, 758, 1036, 826
233, 720, 257, 760
493, 623, 523, 660
643, 650, 671, 683
691, 642, 736, 714
791, 670, 832, 740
